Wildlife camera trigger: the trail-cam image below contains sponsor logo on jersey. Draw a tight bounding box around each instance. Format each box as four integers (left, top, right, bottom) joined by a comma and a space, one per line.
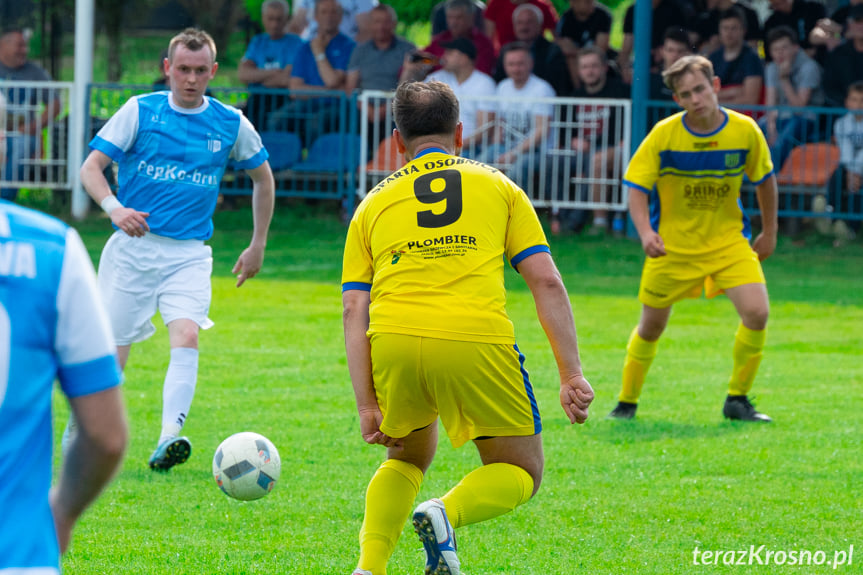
136, 160, 220, 187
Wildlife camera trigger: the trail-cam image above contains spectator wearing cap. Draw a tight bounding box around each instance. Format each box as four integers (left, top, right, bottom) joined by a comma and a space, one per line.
426, 38, 496, 157
709, 7, 764, 107
823, 6, 863, 107
422, 0, 497, 75
493, 3, 572, 95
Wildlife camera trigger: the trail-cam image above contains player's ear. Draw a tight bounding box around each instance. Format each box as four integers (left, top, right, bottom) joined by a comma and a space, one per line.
162, 57, 170, 76
454, 121, 463, 154
712, 75, 721, 93
211, 61, 219, 76
393, 129, 407, 155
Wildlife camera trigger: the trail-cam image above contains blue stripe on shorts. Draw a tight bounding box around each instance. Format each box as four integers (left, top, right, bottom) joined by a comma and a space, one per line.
514, 343, 542, 434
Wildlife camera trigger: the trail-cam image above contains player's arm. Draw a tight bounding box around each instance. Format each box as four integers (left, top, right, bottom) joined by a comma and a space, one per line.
238, 59, 275, 85
233, 161, 275, 287
752, 174, 778, 261
51, 387, 127, 553
517, 252, 593, 424
628, 187, 666, 257
81, 149, 150, 236
50, 228, 127, 554
342, 289, 400, 447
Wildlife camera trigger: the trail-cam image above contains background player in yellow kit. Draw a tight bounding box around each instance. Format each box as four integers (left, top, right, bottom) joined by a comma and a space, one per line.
608, 55, 778, 423
342, 81, 594, 575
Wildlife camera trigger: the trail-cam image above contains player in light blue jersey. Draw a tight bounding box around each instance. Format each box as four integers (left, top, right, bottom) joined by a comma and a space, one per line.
0, 200, 127, 573
77, 28, 275, 471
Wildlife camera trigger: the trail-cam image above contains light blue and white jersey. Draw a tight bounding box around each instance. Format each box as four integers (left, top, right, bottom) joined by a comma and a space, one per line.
0, 200, 121, 574
90, 92, 268, 240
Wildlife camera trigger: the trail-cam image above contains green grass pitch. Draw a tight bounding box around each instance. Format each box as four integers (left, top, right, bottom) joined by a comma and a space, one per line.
55, 205, 862, 574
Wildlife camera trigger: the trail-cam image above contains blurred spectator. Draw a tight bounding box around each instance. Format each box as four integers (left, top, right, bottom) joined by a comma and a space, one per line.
0, 27, 61, 201
427, 38, 496, 155
289, 0, 378, 43
709, 7, 764, 107
346, 4, 414, 92
483, 0, 558, 53
152, 49, 170, 90
346, 4, 415, 148
619, 0, 694, 74
694, 0, 761, 55
761, 26, 824, 169
423, 0, 497, 75
493, 3, 572, 95
763, 0, 826, 59
269, 0, 355, 143
239, 0, 303, 129
551, 46, 629, 235
811, 0, 863, 53
825, 81, 863, 240
477, 42, 555, 188
431, 0, 486, 36
556, 0, 614, 66
823, 6, 863, 107
649, 27, 692, 101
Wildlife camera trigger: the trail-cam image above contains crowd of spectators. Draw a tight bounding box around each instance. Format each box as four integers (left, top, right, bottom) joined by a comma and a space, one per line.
224, 0, 863, 236
7, 0, 859, 234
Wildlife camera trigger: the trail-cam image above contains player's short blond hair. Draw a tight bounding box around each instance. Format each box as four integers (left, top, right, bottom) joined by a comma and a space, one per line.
167, 28, 217, 64
662, 54, 714, 93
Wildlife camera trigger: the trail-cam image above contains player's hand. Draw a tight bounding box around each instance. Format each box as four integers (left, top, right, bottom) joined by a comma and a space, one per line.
232, 244, 265, 287
358, 407, 402, 448
560, 374, 594, 425
752, 231, 776, 261
110, 207, 150, 237
641, 230, 666, 258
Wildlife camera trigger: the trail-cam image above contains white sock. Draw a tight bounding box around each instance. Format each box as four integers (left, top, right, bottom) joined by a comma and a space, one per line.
160, 347, 199, 444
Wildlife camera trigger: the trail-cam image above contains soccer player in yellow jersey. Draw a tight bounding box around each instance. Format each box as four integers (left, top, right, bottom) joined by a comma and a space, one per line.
342, 81, 594, 575
608, 55, 778, 423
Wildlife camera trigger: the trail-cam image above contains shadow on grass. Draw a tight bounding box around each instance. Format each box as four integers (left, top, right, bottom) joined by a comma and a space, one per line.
586, 418, 756, 444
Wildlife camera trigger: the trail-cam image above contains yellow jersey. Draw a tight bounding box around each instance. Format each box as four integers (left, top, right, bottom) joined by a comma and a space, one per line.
623, 108, 774, 257
342, 148, 549, 344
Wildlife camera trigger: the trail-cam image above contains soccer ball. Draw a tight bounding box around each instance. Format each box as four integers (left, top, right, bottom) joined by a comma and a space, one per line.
212, 432, 281, 501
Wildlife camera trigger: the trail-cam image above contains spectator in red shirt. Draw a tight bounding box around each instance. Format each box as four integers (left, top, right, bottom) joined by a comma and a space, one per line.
422, 0, 497, 75
483, 0, 558, 53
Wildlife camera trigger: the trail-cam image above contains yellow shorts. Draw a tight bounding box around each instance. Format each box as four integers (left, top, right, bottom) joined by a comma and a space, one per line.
369, 333, 542, 448
638, 244, 765, 308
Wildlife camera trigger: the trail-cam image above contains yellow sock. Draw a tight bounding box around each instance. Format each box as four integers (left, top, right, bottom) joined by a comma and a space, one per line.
357, 459, 423, 575
440, 463, 533, 529
728, 323, 766, 396
620, 327, 658, 403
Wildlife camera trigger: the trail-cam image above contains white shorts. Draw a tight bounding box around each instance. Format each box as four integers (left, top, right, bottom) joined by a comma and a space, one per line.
98, 231, 214, 345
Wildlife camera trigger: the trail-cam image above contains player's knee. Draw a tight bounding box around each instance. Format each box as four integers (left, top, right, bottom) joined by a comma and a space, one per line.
743, 307, 769, 331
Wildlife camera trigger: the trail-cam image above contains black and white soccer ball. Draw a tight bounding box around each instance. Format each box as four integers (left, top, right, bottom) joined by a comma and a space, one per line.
212, 432, 281, 501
